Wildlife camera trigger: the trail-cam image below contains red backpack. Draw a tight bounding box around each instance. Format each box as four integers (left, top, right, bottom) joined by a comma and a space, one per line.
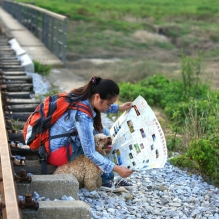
23, 92, 92, 172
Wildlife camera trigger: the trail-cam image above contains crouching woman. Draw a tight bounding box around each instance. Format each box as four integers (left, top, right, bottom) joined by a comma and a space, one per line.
48, 76, 135, 190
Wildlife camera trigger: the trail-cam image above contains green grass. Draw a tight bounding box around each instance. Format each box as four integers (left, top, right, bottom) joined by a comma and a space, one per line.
15, 0, 219, 59
17, 0, 219, 23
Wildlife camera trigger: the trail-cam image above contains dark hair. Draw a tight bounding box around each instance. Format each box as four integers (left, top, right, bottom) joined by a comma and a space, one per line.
70, 76, 120, 132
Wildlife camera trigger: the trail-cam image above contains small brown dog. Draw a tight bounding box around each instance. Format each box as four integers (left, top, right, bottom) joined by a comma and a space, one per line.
54, 133, 113, 191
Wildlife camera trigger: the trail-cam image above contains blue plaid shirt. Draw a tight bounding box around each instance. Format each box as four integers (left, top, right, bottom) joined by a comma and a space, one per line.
50, 99, 119, 173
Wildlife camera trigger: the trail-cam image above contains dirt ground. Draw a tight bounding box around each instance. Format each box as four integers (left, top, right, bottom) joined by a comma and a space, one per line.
65, 27, 219, 88
66, 56, 219, 90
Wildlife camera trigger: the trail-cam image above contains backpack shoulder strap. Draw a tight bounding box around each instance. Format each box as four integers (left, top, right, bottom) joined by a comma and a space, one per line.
73, 102, 93, 118
58, 93, 93, 118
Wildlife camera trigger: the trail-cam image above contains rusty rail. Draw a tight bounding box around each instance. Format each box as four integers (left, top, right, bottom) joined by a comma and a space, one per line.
0, 92, 22, 219
0, 35, 23, 218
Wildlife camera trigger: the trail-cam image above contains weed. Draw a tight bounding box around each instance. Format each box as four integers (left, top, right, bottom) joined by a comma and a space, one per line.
33, 60, 51, 76
180, 51, 203, 99
11, 119, 23, 131
44, 89, 60, 97
35, 89, 60, 102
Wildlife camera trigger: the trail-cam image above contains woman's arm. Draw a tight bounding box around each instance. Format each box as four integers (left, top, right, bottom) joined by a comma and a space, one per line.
105, 102, 135, 177
75, 112, 135, 178
118, 102, 132, 111
104, 102, 132, 114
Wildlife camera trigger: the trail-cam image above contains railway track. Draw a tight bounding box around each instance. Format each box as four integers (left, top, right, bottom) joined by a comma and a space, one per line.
0, 34, 57, 218
0, 29, 91, 219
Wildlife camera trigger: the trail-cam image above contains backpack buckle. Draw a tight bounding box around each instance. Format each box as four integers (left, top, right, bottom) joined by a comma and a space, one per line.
38, 145, 48, 162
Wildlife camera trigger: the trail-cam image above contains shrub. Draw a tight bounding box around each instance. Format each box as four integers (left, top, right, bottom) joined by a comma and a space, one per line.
170, 137, 219, 184
169, 154, 199, 170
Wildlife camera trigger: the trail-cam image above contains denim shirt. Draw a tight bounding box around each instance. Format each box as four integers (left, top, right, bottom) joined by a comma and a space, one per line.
50, 99, 119, 173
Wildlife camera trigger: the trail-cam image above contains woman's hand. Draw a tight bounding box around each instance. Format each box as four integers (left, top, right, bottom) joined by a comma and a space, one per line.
118, 102, 132, 111
113, 165, 134, 178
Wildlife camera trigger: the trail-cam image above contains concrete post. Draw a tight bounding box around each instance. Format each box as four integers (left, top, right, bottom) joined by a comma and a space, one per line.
22, 201, 92, 219
17, 174, 92, 219
17, 174, 79, 200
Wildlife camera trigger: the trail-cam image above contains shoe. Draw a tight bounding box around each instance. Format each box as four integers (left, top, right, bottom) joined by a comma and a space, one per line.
115, 180, 136, 189
100, 181, 115, 191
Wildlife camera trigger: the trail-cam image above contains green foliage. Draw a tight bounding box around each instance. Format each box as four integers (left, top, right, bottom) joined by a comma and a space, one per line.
119, 53, 211, 126
119, 73, 210, 123
169, 155, 198, 170
167, 135, 182, 151
187, 138, 219, 178
182, 97, 219, 146
170, 137, 219, 184
119, 54, 219, 184
33, 61, 51, 76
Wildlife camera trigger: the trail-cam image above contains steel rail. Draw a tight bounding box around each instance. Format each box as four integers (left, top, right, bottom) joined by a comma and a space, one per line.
0, 91, 22, 219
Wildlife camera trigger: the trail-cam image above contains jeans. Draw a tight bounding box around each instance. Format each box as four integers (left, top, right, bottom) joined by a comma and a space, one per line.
69, 144, 84, 161
70, 127, 114, 184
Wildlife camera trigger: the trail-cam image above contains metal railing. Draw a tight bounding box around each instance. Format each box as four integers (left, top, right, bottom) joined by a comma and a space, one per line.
2, 0, 67, 65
